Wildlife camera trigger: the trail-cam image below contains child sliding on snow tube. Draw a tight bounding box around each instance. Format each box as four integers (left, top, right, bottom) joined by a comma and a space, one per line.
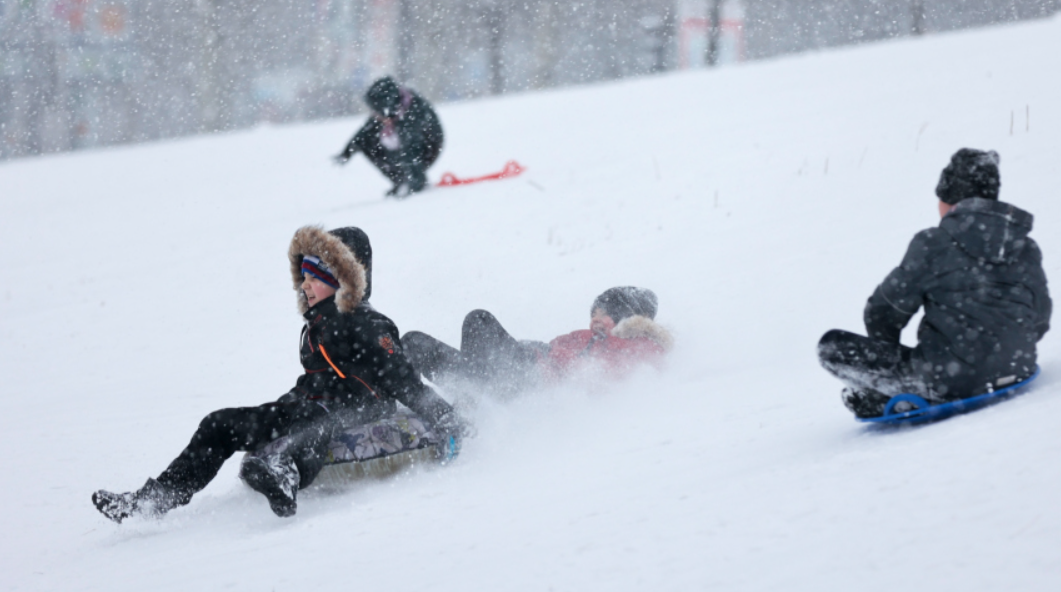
92, 226, 463, 522
402, 287, 673, 397
818, 148, 1051, 418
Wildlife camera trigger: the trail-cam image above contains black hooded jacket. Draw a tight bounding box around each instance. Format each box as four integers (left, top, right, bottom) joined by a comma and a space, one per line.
865, 198, 1051, 397
338, 84, 443, 169
287, 296, 451, 428
283, 226, 455, 432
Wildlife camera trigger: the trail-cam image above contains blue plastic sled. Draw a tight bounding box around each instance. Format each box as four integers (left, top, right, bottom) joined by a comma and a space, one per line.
859, 366, 1041, 425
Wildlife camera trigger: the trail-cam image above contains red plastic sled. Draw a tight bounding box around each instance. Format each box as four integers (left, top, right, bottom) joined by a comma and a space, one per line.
437, 160, 526, 187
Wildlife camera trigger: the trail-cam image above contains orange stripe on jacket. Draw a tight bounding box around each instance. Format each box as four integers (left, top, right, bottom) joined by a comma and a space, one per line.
318, 343, 380, 399
318, 343, 347, 378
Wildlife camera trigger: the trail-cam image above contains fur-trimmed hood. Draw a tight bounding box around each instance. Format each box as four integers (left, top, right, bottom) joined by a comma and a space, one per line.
612, 315, 674, 352
289, 226, 370, 314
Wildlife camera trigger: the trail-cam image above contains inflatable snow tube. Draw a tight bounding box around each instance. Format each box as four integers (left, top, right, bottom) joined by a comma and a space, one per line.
241, 410, 447, 486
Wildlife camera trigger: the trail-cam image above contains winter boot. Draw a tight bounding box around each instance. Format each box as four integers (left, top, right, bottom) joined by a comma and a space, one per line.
91, 478, 186, 524
841, 387, 892, 418
406, 168, 427, 193
239, 454, 300, 518
385, 182, 409, 198
385, 167, 427, 198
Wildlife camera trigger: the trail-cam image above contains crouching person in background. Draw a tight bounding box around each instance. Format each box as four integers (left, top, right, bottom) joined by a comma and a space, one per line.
92, 226, 463, 522
333, 76, 444, 197
402, 287, 673, 397
818, 148, 1051, 418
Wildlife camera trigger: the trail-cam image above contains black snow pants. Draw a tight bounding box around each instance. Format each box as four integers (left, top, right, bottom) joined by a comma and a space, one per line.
817, 329, 932, 399
403, 309, 545, 395
155, 399, 336, 504
353, 128, 440, 193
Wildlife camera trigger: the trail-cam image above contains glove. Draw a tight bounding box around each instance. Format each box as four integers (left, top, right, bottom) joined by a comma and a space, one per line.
434, 411, 471, 464
333, 145, 357, 165
438, 433, 461, 464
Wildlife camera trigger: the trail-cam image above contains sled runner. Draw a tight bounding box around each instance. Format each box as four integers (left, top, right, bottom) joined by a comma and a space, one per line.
242, 410, 455, 486
859, 366, 1041, 425
437, 160, 526, 187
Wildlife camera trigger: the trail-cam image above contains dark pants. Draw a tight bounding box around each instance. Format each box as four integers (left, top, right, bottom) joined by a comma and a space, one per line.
403, 310, 545, 394
155, 399, 335, 503
817, 329, 932, 399
354, 131, 440, 193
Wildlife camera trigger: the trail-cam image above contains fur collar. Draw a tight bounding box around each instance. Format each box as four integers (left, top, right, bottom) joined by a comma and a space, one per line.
612, 315, 674, 351
289, 226, 367, 314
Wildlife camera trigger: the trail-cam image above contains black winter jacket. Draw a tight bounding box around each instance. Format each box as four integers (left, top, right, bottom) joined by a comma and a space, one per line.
339, 89, 443, 168
865, 198, 1051, 397
284, 225, 456, 435
285, 296, 452, 430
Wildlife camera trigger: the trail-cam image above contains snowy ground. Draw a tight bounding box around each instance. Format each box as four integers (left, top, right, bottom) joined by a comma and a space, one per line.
3, 16, 1061, 592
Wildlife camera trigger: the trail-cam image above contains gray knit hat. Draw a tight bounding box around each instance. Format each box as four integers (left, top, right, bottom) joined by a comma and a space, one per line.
936, 148, 1001, 205
591, 287, 658, 322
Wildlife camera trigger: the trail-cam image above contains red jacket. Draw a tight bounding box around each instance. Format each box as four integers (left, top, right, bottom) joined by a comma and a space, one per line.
541, 316, 671, 381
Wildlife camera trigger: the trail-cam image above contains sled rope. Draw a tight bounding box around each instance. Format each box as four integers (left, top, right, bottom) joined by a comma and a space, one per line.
438, 160, 526, 187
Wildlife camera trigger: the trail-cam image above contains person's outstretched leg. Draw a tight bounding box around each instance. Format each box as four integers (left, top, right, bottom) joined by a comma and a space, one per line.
462, 309, 522, 374
402, 330, 465, 382
354, 132, 406, 189
403, 139, 441, 195
155, 402, 326, 495
406, 166, 427, 193
817, 329, 926, 417
461, 310, 542, 393
93, 399, 327, 522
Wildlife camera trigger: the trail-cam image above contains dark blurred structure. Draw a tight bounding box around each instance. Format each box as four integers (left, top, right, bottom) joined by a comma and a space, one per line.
1, 0, 1057, 161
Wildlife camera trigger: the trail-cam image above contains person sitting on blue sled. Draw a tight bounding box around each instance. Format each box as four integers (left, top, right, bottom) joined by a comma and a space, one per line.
818, 148, 1051, 418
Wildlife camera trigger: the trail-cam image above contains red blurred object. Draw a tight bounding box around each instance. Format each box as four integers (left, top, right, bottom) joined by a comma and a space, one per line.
437, 160, 526, 187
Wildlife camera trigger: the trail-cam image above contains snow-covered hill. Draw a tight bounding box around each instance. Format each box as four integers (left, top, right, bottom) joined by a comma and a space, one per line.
2, 16, 1061, 592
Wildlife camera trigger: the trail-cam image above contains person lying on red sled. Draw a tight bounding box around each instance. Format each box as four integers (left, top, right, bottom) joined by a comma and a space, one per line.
402, 287, 673, 396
